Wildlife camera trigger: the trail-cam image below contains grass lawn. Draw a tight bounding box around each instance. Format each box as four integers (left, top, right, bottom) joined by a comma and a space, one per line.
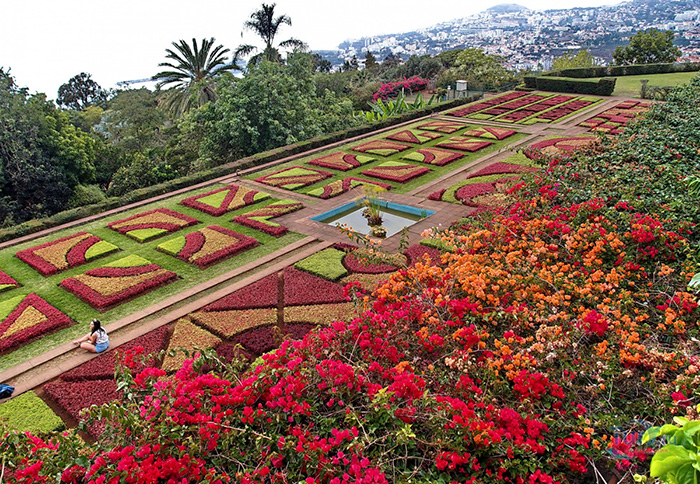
590, 71, 699, 98
0, 184, 306, 372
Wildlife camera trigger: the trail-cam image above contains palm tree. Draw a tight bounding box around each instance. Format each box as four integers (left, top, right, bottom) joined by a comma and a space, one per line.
152, 37, 240, 116
235, 3, 307, 65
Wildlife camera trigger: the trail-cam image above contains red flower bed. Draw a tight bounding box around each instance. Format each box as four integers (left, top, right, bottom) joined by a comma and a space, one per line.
448, 91, 531, 117
435, 138, 493, 152
231, 325, 278, 355
61, 326, 170, 382
43, 379, 119, 437
372, 76, 428, 101
60, 261, 178, 310
307, 177, 392, 200
361, 162, 431, 182
417, 120, 466, 133
307, 152, 373, 171
284, 267, 346, 306
255, 166, 333, 190
404, 244, 442, 266
179, 184, 268, 216
525, 137, 598, 160
108, 208, 198, 241
204, 273, 279, 311
463, 126, 516, 140
232, 200, 304, 237
467, 162, 537, 178
428, 188, 445, 201
578, 101, 651, 134
160, 226, 258, 268
16, 232, 118, 276
0, 269, 19, 293
344, 252, 398, 274
0, 293, 72, 353
351, 140, 412, 156
402, 147, 464, 166
386, 130, 442, 144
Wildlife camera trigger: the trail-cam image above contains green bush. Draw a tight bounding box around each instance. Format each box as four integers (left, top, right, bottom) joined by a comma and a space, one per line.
67, 184, 107, 209
529, 76, 616, 95
294, 248, 348, 281
0, 391, 64, 433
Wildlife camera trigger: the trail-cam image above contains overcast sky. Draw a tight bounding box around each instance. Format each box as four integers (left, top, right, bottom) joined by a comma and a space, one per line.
1, 0, 621, 99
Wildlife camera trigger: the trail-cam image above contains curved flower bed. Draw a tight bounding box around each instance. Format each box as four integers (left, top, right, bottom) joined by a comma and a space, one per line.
403, 243, 443, 267
417, 120, 467, 133
307, 152, 374, 171
0, 269, 19, 293
466, 161, 537, 179
362, 161, 431, 182
306, 177, 391, 200
204, 273, 279, 311
107, 208, 198, 243
179, 184, 270, 216
402, 147, 464, 166
59, 255, 178, 310
157, 226, 258, 268
351, 140, 412, 157
190, 307, 278, 338
430, 174, 520, 208
436, 137, 493, 152
232, 200, 304, 237
0, 293, 71, 353
524, 136, 599, 160
16, 232, 119, 276
463, 126, 516, 140
386, 129, 442, 144
343, 252, 398, 274
161, 319, 221, 373
579, 101, 651, 135
254, 166, 333, 190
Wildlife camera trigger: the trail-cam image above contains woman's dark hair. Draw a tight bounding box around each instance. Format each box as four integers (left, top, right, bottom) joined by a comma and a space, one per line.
91, 319, 102, 334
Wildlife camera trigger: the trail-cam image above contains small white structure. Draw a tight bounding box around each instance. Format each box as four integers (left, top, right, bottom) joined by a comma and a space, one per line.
456, 80, 468, 98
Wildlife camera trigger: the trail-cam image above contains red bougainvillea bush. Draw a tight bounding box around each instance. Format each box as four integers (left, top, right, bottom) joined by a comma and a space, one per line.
372, 76, 428, 101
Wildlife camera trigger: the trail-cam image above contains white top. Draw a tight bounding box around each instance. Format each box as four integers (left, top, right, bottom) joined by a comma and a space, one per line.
95, 328, 109, 345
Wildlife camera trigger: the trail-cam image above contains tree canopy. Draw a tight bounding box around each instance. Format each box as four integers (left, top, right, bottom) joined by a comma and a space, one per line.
613, 28, 681, 65
235, 3, 307, 64
551, 49, 595, 71
56, 72, 109, 110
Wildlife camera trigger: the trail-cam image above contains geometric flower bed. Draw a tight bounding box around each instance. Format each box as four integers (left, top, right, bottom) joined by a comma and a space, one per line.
0, 293, 71, 353
361, 161, 431, 182
429, 174, 520, 208
401, 147, 464, 166
0, 391, 64, 433
284, 302, 357, 325
578, 100, 652, 135
0, 269, 19, 293
446, 91, 533, 118
254, 166, 334, 190
107, 208, 198, 243
59, 255, 178, 310
435, 137, 493, 152
403, 243, 442, 267
351, 140, 412, 157
524, 136, 599, 160
203, 273, 279, 311
463, 126, 516, 140
386, 129, 442, 144
160, 319, 221, 373
15, 232, 119, 276
294, 248, 348, 281
232, 200, 304, 237
343, 252, 398, 274
190, 307, 278, 338
179, 184, 270, 217
416, 120, 467, 133
283, 266, 347, 306
156, 226, 258, 268
306, 177, 392, 199
307, 152, 375, 171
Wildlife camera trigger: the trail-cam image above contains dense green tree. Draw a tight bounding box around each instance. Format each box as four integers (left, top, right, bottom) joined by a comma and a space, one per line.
551, 49, 596, 71
613, 29, 681, 65
442, 48, 518, 88
400, 55, 444, 79
383, 52, 402, 68
435, 49, 462, 69
235, 3, 307, 64
56, 72, 109, 110
153, 38, 239, 116
364, 51, 378, 70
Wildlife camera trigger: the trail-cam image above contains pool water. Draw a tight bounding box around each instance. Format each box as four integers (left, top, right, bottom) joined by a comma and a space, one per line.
312, 200, 434, 237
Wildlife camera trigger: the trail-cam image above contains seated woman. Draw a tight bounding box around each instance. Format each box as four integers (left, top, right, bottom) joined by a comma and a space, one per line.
72, 319, 110, 353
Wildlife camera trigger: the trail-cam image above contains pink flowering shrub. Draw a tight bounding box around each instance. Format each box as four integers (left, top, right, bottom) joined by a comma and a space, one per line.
372, 76, 429, 101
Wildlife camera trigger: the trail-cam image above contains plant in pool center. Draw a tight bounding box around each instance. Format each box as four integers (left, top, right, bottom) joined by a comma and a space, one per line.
358, 185, 386, 227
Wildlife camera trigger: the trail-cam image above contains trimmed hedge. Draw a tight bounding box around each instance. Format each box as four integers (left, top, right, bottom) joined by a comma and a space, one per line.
0, 391, 64, 433
0, 95, 481, 245
541, 62, 700, 79
524, 76, 616, 95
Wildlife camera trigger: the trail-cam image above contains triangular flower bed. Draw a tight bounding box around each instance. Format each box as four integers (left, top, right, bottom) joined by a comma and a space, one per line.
179, 184, 270, 216
0, 270, 19, 294
343, 252, 399, 274
307, 152, 374, 171
0, 293, 71, 353
351, 140, 411, 157
285, 302, 358, 325
16, 232, 119, 276
157, 226, 258, 268
232, 200, 304, 237
416, 120, 466, 133
161, 319, 221, 373
435, 137, 493, 152
284, 267, 346, 306
463, 126, 516, 141
386, 130, 442, 144
362, 162, 431, 183
402, 147, 464, 166
60, 255, 178, 310
190, 307, 278, 338
255, 166, 333, 190
61, 326, 170, 382
107, 208, 198, 243
203, 273, 279, 311
43, 379, 119, 438
306, 177, 392, 199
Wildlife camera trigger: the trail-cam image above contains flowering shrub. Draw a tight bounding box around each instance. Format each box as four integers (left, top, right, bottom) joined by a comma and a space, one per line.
307, 152, 375, 171
59, 255, 177, 310
0, 269, 19, 293
0, 293, 71, 352
417, 120, 467, 133
254, 166, 333, 190
402, 147, 464, 166
16, 231, 118, 276
372, 76, 428, 102
361, 161, 431, 182
108, 208, 199, 242
436, 137, 493, 152
157, 226, 259, 268
351, 140, 412, 157
306, 177, 391, 200
386, 129, 442, 144
232, 200, 304, 237
180, 185, 270, 216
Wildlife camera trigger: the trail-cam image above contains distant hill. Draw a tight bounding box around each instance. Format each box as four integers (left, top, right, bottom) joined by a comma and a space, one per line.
487, 3, 530, 13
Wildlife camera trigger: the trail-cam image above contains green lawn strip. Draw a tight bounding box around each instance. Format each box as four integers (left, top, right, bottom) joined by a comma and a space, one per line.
583, 72, 698, 98
0, 184, 306, 371
294, 248, 348, 281
0, 390, 64, 433
420, 238, 456, 252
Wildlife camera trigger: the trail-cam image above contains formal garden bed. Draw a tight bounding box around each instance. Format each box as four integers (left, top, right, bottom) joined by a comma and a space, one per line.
578, 100, 652, 134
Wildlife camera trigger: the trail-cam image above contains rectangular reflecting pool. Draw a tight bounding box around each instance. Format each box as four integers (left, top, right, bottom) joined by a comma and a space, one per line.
312, 199, 435, 238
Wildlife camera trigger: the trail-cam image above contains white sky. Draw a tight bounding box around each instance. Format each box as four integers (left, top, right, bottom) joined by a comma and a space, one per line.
1, 0, 621, 99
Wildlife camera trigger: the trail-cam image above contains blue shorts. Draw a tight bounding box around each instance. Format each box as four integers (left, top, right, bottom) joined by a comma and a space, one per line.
95, 342, 109, 353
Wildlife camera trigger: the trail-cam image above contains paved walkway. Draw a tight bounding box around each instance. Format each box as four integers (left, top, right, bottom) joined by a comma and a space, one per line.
0, 93, 635, 401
